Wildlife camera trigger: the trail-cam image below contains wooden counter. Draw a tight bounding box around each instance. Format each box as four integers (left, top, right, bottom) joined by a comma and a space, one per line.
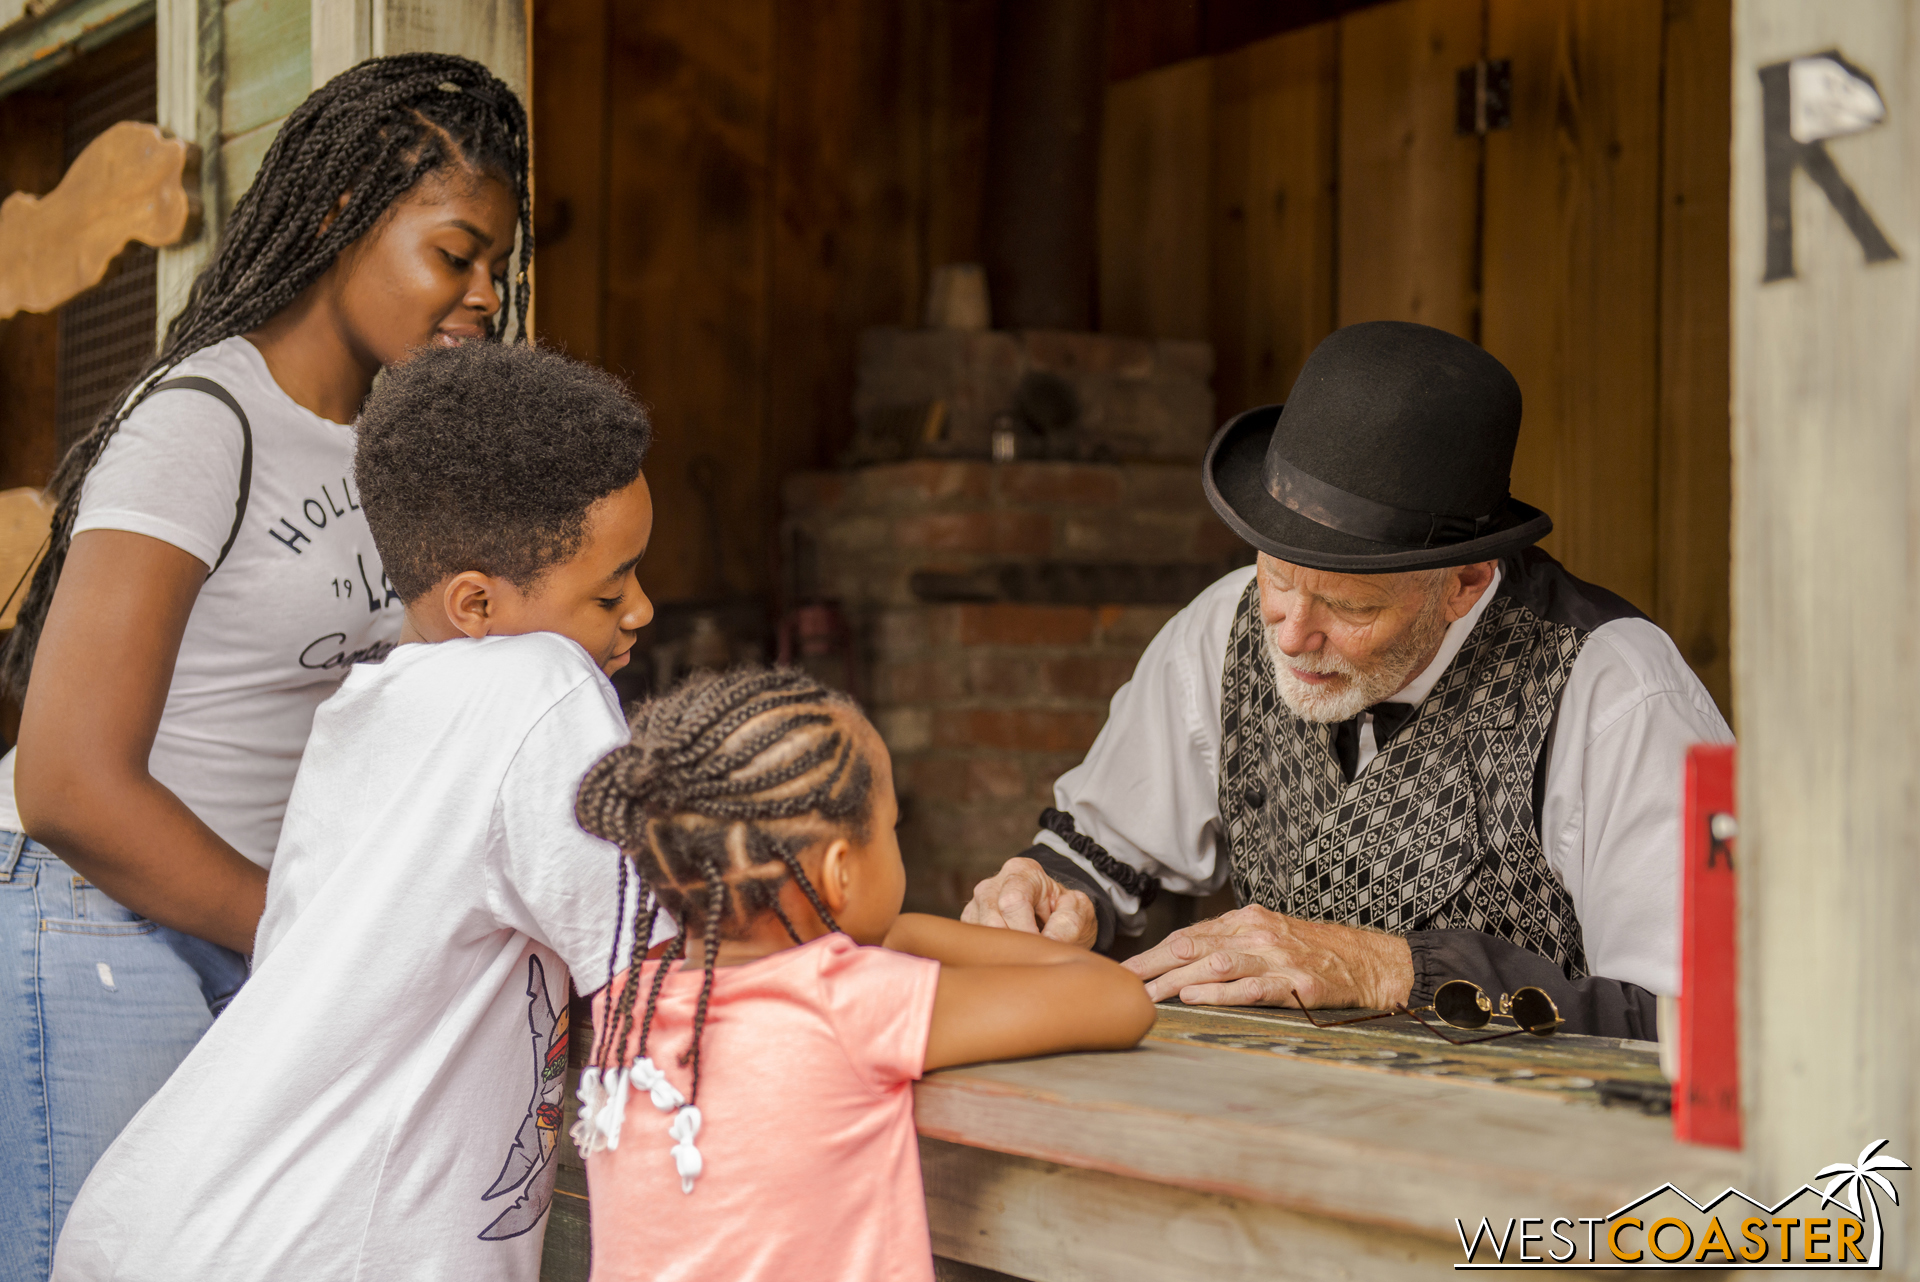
918, 1004, 1740, 1280
543, 1004, 1742, 1281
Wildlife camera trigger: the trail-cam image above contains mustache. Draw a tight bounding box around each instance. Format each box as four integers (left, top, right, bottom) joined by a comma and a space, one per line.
1267, 632, 1358, 679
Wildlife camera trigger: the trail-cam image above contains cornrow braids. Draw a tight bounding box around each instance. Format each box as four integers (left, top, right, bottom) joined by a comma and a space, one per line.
572, 667, 877, 1190
0, 52, 532, 698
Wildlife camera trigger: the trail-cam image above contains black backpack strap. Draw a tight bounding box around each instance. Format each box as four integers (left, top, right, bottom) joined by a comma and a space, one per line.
151, 376, 253, 576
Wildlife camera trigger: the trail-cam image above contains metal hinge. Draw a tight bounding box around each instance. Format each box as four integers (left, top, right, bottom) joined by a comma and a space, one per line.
1455, 59, 1513, 135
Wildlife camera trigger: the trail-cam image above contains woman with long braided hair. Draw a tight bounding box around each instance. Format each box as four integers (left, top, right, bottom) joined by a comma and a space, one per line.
0, 53, 529, 1274
571, 667, 1154, 1282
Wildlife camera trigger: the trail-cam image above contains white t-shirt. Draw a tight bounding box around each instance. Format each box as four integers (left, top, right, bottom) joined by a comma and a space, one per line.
53, 633, 643, 1282
0, 336, 402, 863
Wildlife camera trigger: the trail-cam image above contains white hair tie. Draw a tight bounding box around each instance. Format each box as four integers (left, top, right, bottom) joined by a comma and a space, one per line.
579, 1057, 705, 1192
571, 1067, 608, 1155
596, 1067, 631, 1149
630, 1057, 686, 1112
668, 1105, 704, 1194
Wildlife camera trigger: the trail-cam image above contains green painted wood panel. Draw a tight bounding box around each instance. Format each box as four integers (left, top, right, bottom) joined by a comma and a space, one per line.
221, 0, 306, 137
220, 111, 282, 212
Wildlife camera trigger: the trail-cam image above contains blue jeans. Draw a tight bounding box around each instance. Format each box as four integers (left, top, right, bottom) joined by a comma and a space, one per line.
0, 833, 248, 1281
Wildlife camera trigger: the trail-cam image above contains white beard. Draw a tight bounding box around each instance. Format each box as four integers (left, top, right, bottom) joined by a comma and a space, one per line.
1265, 589, 1453, 724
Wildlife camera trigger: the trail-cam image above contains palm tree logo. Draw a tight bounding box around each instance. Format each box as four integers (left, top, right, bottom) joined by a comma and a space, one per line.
1817, 1138, 1911, 1266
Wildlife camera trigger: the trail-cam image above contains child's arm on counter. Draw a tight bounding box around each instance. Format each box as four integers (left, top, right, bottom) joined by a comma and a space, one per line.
883, 913, 1156, 1070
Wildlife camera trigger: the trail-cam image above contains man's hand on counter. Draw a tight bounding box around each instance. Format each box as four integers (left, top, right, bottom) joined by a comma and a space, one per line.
959, 856, 1100, 949
1122, 906, 1415, 1011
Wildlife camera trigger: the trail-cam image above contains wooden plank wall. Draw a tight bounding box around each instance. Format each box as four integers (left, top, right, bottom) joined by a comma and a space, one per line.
603, 1, 774, 604
1210, 25, 1336, 414
533, 0, 997, 606
1098, 58, 1212, 342
1098, 0, 1734, 716
1732, 3, 1917, 1264
1485, 0, 1664, 623
1655, 0, 1731, 698
530, 0, 1731, 707
1335, 0, 1481, 339
218, 0, 306, 213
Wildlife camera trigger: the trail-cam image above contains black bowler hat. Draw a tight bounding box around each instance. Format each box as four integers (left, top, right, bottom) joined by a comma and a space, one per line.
1203, 321, 1551, 573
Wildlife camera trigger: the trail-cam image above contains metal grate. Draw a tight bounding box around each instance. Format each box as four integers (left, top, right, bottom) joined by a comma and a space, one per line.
54, 50, 159, 453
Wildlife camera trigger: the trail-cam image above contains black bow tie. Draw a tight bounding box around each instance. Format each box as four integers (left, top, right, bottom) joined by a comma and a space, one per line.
1331, 702, 1419, 781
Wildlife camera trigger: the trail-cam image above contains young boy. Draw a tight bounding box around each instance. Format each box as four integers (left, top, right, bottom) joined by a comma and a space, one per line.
54, 343, 662, 1281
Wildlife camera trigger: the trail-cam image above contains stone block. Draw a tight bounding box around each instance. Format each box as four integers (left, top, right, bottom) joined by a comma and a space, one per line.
994, 462, 1126, 507
855, 327, 1023, 456
1023, 329, 1156, 378
875, 706, 932, 753
903, 803, 1038, 859
895, 511, 1052, 556
1156, 338, 1216, 381
964, 653, 1047, 701
856, 460, 992, 506
965, 756, 1031, 802
782, 472, 848, 516
872, 606, 971, 657
893, 752, 974, 804
1074, 370, 1215, 460
955, 604, 1096, 647
869, 608, 931, 657
1124, 464, 1208, 508
819, 514, 891, 556
1094, 605, 1181, 648
854, 326, 1215, 463
1057, 511, 1202, 562
1029, 749, 1087, 787
933, 708, 1104, 753
1194, 513, 1250, 560
1043, 654, 1141, 702
873, 658, 967, 706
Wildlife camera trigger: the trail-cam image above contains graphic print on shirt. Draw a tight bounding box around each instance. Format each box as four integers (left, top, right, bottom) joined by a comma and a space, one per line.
258, 471, 403, 666
479, 953, 570, 1241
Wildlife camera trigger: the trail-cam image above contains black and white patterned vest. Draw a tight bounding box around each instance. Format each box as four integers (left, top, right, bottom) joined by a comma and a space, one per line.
1215, 549, 1642, 978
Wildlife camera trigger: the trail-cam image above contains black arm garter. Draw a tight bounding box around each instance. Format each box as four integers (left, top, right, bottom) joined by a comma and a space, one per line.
1038, 807, 1161, 909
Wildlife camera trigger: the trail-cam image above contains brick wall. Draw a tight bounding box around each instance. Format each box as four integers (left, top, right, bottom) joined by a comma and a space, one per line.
852, 328, 1215, 460
785, 458, 1245, 919
869, 600, 1177, 914
785, 459, 1244, 608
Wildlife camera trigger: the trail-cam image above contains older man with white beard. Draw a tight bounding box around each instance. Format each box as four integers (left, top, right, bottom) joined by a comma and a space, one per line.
961, 321, 1731, 1038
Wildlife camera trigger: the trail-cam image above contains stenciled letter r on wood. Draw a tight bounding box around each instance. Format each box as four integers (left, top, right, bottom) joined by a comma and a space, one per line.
0, 121, 200, 320
1760, 51, 1900, 282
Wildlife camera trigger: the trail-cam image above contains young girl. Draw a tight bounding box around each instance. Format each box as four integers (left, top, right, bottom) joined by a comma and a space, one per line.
0, 53, 529, 1272
572, 667, 1156, 1282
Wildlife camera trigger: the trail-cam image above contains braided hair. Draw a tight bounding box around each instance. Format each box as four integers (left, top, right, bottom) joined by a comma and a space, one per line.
574, 667, 875, 1115
0, 52, 532, 698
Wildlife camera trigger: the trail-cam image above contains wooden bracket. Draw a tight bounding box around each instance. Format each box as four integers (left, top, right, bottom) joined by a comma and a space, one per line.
0, 120, 201, 320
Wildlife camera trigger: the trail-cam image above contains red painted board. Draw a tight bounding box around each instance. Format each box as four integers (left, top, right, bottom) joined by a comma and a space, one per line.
1676, 742, 1740, 1148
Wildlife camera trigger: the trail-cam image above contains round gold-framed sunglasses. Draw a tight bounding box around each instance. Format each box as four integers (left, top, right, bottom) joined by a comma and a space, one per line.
1297, 979, 1563, 1045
